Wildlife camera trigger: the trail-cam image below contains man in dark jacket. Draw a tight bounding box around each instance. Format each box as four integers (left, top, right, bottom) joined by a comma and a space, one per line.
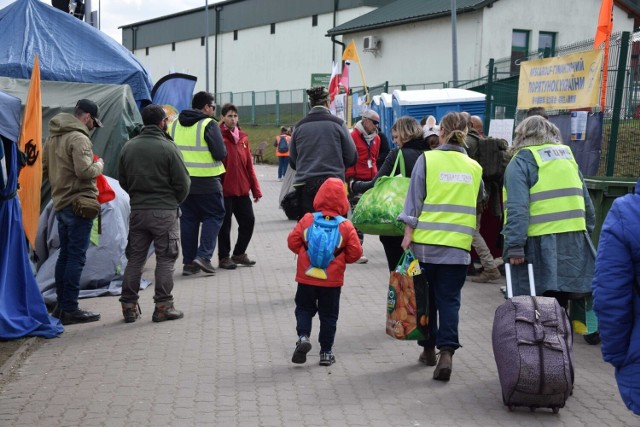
289, 86, 357, 218
44, 99, 104, 325
169, 91, 227, 276
118, 105, 190, 323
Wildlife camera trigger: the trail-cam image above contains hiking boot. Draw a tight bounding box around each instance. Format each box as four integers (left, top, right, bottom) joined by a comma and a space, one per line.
291, 336, 312, 364
121, 302, 141, 323
59, 308, 101, 325
193, 257, 216, 274
433, 347, 454, 381
472, 268, 502, 283
231, 253, 256, 266
419, 346, 437, 366
152, 301, 184, 323
182, 263, 201, 276
355, 255, 368, 264
319, 351, 336, 366
219, 257, 238, 270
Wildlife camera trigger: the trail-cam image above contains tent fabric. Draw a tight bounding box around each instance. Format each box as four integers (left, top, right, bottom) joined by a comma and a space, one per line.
0, 0, 153, 105
0, 90, 20, 143
0, 90, 62, 339
34, 176, 151, 304
0, 76, 143, 181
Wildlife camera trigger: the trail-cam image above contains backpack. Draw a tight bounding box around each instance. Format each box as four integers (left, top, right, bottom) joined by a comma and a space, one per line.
303, 212, 346, 279
277, 135, 289, 153
474, 136, 510, 182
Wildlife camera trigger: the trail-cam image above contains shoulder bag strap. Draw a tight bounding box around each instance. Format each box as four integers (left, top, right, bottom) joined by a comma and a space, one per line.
390, 149, 407, 177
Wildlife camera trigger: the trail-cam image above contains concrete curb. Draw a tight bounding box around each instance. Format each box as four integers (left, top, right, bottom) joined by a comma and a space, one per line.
0, 337, 39, 378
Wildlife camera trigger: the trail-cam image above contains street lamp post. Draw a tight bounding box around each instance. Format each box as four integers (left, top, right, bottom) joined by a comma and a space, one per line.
451, 0, 458, 87
205, 0, 210, 92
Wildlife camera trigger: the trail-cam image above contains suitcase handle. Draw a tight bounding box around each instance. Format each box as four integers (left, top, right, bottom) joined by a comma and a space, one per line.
504, 262, 536, 298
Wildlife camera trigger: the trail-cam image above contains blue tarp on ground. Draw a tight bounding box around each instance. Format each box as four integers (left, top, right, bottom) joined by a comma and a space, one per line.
0, 0, 153, 105
0, 90, 62, 339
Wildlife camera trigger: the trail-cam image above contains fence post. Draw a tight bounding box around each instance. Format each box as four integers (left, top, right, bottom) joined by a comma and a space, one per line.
607, 31, 630, 177
401, 84, 406, 90
251, 91, 256, 125
303, 89, 308, 116
483, 58, 494, 134
275, 90, 280, 127
384, 81, 389, 93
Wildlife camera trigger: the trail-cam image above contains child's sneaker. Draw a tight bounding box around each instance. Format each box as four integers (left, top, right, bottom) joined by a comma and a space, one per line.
319, 351, 335, 366
291, 336, 312, 364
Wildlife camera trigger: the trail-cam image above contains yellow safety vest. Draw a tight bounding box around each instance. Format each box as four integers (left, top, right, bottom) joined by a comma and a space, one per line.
504, 143, 585, 237
170, 118, 225, 177
413, 150, 482, 251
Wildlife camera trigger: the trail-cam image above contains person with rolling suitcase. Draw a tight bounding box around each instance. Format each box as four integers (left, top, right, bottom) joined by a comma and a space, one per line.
492, 262, 573, 413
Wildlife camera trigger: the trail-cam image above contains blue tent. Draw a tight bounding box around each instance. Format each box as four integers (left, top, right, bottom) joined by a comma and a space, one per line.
0, 89, 62, 339
0, 0, 153, 105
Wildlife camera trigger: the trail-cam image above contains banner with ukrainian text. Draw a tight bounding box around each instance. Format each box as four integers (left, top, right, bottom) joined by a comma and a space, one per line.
517, 50, 603, 110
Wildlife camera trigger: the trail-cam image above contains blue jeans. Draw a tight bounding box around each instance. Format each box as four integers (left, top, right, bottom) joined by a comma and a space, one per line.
417, 263, 467, 350
295, 284, 341, 352
180, 192, 225, 264
278, 157, 288, 179
55, 206, 94, 312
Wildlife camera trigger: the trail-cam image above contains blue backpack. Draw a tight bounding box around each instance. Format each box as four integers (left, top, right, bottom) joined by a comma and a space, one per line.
303, 212, 346, 279
277, 135, 289, 153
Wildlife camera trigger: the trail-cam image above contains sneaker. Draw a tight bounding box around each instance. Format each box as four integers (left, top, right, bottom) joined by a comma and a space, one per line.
193, 257, 216, 274
182, 263, 201, 276
319, 351, 336, 366
291, 336, 312, 364
59, 308, 101, 325
219, 257, 238, 270
231, 253, 256, 266
355, 255, 368, 264
472, 268, 502, 283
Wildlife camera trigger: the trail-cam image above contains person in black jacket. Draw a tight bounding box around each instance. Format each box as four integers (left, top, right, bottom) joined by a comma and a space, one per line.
351, 116, 429, 271
376, 126, 391, 170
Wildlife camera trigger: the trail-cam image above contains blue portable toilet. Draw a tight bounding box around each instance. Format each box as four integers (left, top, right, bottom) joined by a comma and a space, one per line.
380, 93, 394, 145
392, 88, 486, 125
371, 95, 382, 131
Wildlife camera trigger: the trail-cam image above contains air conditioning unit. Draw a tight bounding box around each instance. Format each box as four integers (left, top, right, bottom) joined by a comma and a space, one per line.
363, 35, 379, 50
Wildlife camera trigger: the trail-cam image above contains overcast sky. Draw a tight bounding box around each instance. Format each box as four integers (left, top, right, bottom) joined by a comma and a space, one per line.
0, 0, 224, 43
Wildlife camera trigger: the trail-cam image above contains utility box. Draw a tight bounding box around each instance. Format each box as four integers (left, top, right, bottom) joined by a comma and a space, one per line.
584, 176, 638, 247
392, 88, 486, 126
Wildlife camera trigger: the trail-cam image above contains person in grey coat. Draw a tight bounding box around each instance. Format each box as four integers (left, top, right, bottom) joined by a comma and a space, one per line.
502, 116, 596, 306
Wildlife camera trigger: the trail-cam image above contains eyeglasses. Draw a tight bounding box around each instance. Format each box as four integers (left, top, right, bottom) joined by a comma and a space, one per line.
370, 119, 379, 126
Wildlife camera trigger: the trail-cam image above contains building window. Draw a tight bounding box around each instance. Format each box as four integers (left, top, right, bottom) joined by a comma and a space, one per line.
234, 30, 238, 41
511, 29, 529, 75
538, 31, 556, 57
312, 15, 318, 27
201, 36, 205, 46
270, 23, 275, 34
172, 42, 175, 51
145, 47, 149, 56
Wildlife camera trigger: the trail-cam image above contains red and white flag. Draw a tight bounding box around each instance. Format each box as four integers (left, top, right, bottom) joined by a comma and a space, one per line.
328, 61, 341, 102
339, 62, 350, 95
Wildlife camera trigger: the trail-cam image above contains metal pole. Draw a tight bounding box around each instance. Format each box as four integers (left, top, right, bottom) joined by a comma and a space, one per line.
451, 0, 458, 87
205, 0, 210, 92
607, 31, 630, 176
98, 0, 100, 29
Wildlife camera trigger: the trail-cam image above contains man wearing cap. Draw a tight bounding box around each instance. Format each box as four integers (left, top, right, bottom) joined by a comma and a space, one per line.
169, 91, 227, 276
345, 109, 381, 264
43, 99, 104, 325
289, 86, 357, 217
118, 104, 190, 323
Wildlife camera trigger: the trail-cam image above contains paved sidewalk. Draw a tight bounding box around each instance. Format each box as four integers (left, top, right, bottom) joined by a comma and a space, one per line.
0, 164, 635, 427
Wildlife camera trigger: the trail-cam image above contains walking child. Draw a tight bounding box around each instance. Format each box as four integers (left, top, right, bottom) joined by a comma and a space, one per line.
287, 178, 362, 366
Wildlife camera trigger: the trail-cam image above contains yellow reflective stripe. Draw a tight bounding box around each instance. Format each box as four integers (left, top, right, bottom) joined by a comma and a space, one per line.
415, 222, 475, 236
529, 187, 583, 202
529, 209, 585, 225
422, 203, 477, 215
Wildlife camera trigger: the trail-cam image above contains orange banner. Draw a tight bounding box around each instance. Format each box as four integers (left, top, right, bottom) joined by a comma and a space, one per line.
18, 56, 42, 249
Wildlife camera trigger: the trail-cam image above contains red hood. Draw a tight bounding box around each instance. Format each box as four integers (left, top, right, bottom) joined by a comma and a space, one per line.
313, 178, 349, 217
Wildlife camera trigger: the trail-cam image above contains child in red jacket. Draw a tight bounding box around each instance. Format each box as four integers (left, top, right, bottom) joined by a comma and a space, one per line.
287, 178, 362, 366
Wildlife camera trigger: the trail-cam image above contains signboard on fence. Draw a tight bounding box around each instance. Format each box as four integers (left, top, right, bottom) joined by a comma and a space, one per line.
517, 50, 603, 110
310, 73, 331, 88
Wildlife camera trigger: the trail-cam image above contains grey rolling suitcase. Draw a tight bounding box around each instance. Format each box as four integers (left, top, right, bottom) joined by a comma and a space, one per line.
491, 263, 573, 413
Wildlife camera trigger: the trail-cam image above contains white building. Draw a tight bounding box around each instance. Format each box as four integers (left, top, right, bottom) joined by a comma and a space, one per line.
121, 0, 640, 93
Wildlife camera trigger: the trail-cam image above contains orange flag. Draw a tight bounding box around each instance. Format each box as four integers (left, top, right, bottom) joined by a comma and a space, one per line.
18, 55, 42, 249
342, 40, 360, 63
594, 0, 613, 49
